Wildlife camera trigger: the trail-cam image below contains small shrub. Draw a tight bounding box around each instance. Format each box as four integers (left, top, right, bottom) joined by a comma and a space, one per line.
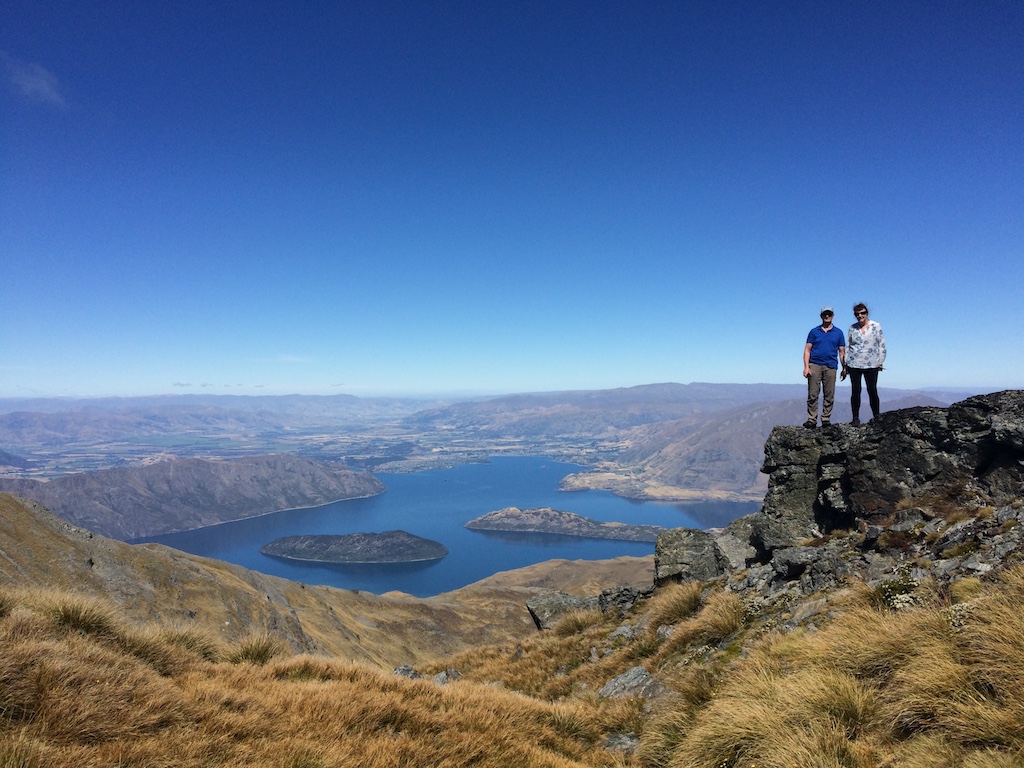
870, 573, 919, 610
878, 529, 919, 551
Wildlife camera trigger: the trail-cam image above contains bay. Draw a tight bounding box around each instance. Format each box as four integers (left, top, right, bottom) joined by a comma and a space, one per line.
137, 456, 759, 597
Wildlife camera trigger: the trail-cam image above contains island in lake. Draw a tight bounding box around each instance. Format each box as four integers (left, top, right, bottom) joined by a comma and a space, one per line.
465, 507, 664, 542
260, 531, 448, 564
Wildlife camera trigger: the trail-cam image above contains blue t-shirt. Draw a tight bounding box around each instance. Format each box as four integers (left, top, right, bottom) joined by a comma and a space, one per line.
806, 325, 846, 368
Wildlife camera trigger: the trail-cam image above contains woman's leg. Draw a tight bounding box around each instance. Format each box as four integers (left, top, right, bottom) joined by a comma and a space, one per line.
864, 368, 880, 418
849, 368, 863, 421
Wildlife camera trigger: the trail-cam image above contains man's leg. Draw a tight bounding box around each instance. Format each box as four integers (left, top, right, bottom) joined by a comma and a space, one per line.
806, 364, 823, 424
821, 366, 837, 423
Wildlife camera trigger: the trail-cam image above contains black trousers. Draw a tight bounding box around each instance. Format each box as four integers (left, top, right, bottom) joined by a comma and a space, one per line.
849, 367, 880, 419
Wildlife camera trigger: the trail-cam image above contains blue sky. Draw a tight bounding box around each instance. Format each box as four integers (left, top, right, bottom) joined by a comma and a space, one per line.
2, 1, 1022, 398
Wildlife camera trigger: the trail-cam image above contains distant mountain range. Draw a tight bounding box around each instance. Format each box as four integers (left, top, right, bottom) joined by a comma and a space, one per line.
0, 383, 978, 536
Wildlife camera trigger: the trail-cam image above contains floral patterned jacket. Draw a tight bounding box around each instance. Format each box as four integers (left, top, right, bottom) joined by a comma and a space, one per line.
846, 320, 886, 369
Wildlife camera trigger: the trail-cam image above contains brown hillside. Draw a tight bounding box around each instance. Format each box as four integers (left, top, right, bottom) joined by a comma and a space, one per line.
0, 454, 386, 539
0, 493, 649, 669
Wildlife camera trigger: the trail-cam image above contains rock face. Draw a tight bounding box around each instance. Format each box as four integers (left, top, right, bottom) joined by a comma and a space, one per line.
466, 507, 664, 542
654, 528, 730, 584
260, 531, 448, 564
653, 390, 1024, 594
748, 390, 1024, 557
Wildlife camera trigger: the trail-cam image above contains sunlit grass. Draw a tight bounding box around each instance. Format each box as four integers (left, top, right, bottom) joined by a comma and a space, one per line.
3, 558, 1024, 767
638, 567, 1024, 767
0, 589, 629, 767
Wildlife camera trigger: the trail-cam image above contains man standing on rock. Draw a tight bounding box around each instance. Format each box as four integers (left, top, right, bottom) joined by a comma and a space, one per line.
802, 306, 846, 428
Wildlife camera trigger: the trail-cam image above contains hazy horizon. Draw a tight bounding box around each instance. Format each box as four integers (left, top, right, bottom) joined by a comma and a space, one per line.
0, 380, 999, 406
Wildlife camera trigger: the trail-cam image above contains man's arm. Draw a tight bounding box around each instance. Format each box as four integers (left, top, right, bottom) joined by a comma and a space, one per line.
803, 342, 812, 378
839, 345, 847, 379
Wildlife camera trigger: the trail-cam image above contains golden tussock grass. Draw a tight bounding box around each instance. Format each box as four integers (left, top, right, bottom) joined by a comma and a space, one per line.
644, 580, 703, 630
638, 567, 1024, 768
0, 587, 631, 767
5, 559, 1024, 767
652, 588, 744, 661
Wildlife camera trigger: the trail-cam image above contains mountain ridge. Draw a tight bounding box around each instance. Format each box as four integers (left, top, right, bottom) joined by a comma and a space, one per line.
0, 454, 385, 539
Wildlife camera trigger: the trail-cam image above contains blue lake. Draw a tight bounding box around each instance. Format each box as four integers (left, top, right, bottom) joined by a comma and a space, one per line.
137, 456, 759, 597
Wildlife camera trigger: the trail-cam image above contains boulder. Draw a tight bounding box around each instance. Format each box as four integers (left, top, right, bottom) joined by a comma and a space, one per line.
597, 665, 672, 701
599, 584, 654, 616
654, 527, 729, 586
526, 591, 599, 630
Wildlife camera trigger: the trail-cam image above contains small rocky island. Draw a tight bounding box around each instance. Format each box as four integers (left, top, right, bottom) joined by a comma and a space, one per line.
465, 507, 664, 542
259, 531, 448, 564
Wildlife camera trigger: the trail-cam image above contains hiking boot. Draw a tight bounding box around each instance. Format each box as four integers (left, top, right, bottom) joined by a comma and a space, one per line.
803, 419, 816, 429
851, 417, 861, 426
821, 420, 831, 427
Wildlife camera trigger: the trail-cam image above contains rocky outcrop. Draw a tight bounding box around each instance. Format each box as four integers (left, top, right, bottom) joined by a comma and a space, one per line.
746, 390, 1024, 558
516, 392, 1024, 709
597, 665, 672, 701
653, 391, 1024, 602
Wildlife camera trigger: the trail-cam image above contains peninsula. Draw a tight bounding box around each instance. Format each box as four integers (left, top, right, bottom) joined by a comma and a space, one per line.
260, 531, 448, 564
465, 506, 664, 542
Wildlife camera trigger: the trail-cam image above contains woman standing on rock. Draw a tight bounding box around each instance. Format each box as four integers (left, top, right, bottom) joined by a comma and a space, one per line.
842, 302, 886, 425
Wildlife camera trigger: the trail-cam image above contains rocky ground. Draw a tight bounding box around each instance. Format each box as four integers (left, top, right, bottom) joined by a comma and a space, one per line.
515, 391, 1024, 690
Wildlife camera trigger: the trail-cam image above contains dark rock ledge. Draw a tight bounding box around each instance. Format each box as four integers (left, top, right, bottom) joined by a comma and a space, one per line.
656, 389, 1024, 605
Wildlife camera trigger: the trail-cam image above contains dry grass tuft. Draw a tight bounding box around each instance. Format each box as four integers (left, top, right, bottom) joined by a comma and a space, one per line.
227, 631, 285, 665
4, 540, 1024, 767
554, 609, 605, 637
644, 580, 703, 629
654, 588, 744, 659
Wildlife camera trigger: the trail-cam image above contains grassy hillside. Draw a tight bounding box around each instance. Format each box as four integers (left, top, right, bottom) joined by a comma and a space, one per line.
3, 489, 1023, 765
3, 562, 1023, 766
0, 587, 625, 767
0, 493, 580, 668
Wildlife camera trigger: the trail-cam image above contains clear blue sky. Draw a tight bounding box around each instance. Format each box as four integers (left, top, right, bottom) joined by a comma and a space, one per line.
3, 1, 1022, 398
